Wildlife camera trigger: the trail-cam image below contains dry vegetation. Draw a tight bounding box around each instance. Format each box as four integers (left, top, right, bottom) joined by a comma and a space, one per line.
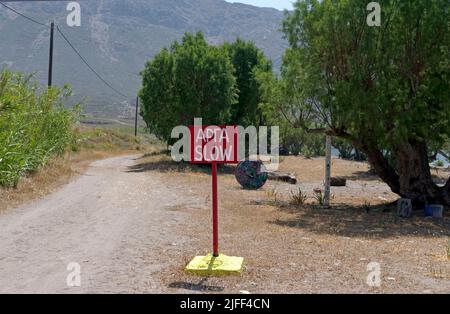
0, 125, 163, 213
2, 143, 448, 293
130, 153, 450, 293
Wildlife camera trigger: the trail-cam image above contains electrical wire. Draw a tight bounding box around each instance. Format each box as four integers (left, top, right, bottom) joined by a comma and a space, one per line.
1, 2, 132, 100
0, 2, 47, 27
56, 26, 131, 100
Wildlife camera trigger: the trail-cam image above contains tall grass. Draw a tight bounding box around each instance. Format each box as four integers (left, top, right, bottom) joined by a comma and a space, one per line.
0, 70, 78, 187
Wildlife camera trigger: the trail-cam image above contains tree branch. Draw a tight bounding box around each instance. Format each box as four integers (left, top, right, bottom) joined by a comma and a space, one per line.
439, 150, 450, 162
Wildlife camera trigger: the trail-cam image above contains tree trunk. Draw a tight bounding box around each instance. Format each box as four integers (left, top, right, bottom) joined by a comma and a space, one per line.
353, 139, 450, 208
395, 141, 436, 205
355, 141, 401, 194
442, 179, 450, 206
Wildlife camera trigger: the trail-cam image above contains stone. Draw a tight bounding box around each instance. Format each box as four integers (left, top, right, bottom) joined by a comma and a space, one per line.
397, 199, 412, 218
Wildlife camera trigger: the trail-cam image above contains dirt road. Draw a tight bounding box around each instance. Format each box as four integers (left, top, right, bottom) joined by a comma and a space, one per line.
1, 154, 449, 294
0, 155, 195, 293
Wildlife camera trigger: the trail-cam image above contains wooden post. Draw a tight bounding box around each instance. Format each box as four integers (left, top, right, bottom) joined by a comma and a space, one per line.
134, 96, 139, 137
324, 136, 332, 207
48, 21, 54, 87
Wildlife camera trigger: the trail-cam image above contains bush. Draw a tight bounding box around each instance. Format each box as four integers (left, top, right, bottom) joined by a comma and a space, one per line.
289, 188, 308, 206
0, 70, 78, 187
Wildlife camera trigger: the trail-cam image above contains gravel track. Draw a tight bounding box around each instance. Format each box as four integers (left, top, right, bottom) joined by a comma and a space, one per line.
0, 155, 191, 293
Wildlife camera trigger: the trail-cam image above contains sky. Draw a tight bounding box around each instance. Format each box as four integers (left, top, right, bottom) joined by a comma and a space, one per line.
225, 0, 295, 11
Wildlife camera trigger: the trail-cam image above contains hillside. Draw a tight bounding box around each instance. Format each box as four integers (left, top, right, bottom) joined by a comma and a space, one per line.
0, 0, 287, 120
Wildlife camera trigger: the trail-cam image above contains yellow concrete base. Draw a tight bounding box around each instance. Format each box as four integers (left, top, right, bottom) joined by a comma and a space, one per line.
185, 254, 244, 276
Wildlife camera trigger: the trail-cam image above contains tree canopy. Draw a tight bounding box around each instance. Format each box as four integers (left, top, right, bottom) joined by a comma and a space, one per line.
140, 32, 237, 143
140, 33, 273, 144
260, 0, 450, 205
223, 38, 272, 127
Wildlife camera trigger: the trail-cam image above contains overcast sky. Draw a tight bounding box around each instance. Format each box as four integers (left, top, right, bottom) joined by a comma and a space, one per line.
225, 0, 295, 11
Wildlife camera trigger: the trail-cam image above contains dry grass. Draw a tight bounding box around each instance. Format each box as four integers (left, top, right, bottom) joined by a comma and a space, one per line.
2, 148, 448, 293
278, 156, 373, 181
289, 188, 309, 206
447, 239, 450, 260
130, 154, 450, 293
0, 156, 73, 212
0, 125, 163, 213
266, 188, 282, 205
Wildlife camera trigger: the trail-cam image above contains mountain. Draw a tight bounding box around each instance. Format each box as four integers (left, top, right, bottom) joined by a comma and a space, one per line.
0, 0, 287, 119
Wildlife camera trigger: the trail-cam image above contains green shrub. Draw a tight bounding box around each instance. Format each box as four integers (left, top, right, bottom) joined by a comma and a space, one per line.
0, 70, 78, 187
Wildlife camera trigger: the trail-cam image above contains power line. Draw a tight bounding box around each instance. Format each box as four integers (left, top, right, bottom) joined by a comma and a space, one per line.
56, 26, 131, 100
0, 2, 47, 27
1, 2, 132, 100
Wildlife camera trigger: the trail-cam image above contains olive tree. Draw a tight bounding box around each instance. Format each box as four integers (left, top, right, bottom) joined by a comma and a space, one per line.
270, 0, 450, 206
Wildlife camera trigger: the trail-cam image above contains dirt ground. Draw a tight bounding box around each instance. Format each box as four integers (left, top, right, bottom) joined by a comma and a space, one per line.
0, 150, 132, 213
133, 154, 450, 294
0, 125, 161, 213
0, 155, 191, 293
0, 154, 448, 294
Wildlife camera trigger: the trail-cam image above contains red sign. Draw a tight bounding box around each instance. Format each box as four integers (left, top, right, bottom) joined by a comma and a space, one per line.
188, 125, 239, 257
189, 125, 239, 164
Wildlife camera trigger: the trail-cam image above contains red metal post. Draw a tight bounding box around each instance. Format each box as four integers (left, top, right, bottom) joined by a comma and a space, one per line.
212, 163, 219, 257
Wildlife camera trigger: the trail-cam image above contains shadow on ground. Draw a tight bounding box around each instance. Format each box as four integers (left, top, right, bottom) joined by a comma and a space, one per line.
127, 154, 235, 175
255, 201, 450, 238
340, 170, 380, 182
168, 278, 224, 292
325, 170, 447, 185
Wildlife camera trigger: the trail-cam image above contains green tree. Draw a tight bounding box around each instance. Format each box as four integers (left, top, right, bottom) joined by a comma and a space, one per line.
222, 38, 272, 126
276, 0, 450, 206
139, 48, 176, 144
257, 56, 326, 158
140, 32, 237, 143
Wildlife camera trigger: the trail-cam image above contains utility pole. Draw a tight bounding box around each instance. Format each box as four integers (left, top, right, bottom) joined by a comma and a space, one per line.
134, 96, 139, 137
324, 135, 332, 207
48, 21, 55, 87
